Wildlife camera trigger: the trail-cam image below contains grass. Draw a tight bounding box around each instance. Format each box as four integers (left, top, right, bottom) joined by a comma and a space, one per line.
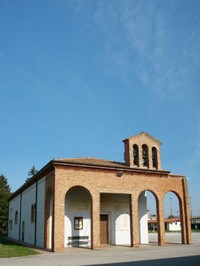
192, 229, 200, 233
0, 234, 39, 258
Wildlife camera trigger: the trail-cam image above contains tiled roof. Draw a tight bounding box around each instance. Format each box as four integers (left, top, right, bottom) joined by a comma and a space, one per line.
123, 131, 162, 144
54, 157, 125, 168
148, 217, 181, 223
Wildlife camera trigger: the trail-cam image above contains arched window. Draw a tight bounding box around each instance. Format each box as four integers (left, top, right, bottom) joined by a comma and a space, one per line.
31, 203, 36, 223
133, 144, 139, 166
142, 144, 149, 167
152, 147, 158, 168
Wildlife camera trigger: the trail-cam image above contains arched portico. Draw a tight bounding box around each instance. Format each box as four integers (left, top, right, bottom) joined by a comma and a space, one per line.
138, 189, 159, 245
44, 188, 53, 250
65, 186, 92, 248
164, 190, 186, 244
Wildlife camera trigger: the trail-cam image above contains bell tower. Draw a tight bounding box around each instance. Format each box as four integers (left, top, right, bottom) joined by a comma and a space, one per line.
123, 132, 162, 170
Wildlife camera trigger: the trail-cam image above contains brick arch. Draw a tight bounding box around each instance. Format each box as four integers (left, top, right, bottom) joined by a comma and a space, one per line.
137, 189, 159, 244
163, 190, 182, 213
142, 144, 149, 167
163, 190, 185, 244
163, 190, 183, 223
65, 185, 92, 248
46, 187, 53, 200
65, 185, 92, 200
152, 147, 158, 168
44, 187, 53, 250
137, 188, 159, 202
163, 190, 182, 201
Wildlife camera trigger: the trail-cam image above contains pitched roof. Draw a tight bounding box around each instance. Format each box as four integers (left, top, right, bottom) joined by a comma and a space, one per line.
53, 157, 125, 168
123, 132, 162, 145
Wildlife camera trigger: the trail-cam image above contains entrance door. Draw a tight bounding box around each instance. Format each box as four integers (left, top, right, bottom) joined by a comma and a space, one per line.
100, 214, 109, 244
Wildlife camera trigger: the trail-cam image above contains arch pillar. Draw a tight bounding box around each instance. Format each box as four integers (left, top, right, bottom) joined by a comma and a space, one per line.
44, 173, 54, 251
181, 179, 192, 244
44, 188, 53, 250
91, 192, 100, 250
53, 182, 65, 252
157, 196, 165, 246
138, 145, 143, 168
149, 148, 153, 169
130, 193, 139, 247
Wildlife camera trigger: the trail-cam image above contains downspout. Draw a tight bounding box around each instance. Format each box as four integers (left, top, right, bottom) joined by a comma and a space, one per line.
34, 180, 38, 246
19, 193, 22, 241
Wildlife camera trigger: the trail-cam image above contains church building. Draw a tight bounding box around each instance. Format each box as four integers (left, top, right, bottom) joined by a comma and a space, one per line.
8, 132, 191, 252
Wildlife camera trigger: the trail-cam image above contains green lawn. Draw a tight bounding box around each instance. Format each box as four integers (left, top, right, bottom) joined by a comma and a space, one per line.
192, 229, 200, 232
0, 235, 39, 258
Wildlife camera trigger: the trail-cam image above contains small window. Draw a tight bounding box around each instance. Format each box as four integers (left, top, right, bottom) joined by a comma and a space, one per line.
142, 144, 149, 167
152, 147, 158, 168
74, 217, 83, 230
133, 144, 139, 166
31, 203, 36, 223
9, 220, 12, 231
15, 211, 18, 224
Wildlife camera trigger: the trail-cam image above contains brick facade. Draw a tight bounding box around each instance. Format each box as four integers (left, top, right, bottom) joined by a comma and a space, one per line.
48, 165, 191, 251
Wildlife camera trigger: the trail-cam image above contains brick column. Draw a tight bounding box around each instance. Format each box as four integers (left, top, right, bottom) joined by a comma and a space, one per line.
53, 179, 65, 252
157, 196, 165, 246
130, 194, 139, 247
138, 145, 143, 168
157, 147, 161, 170
182, 178, 192, 244
91, 192, 100, 250
44, 173, 54, 251
148, 147, 153, 169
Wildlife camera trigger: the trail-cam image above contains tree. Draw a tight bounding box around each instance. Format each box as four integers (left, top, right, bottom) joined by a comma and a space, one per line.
0, 174, 11, 234
26, 166, 38, 182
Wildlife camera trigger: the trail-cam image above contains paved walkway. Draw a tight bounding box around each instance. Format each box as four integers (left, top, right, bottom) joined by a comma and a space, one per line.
0, 233, 200, 266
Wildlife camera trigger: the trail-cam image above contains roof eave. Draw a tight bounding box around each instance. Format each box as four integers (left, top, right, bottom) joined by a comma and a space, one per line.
9, 161, 54, 201
52, 159, 170, 175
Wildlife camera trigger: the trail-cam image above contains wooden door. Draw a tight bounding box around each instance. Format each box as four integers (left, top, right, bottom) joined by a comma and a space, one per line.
100, 214, 109, 244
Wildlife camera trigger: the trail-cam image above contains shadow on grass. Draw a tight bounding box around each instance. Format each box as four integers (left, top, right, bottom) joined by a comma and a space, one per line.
86, 255, 200, 266
0, 234, 39, 258
0, 234, 21, 246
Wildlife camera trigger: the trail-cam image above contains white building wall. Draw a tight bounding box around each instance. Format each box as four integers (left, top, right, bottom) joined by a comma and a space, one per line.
138, 191, 148, 244
168, 222, 181, 231
20, 184, 36, 245
36, 177, 45, 247
8, 177, 46, 248
8, 194, 21, 240
101, 194, 131, 245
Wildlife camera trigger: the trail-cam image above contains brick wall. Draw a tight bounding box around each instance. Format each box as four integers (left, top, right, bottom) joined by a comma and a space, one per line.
50, 164, 191, 252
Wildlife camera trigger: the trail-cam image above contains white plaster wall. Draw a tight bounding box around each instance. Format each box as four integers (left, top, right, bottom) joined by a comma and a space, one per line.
8, 178, 46, 248
36, 177, 45, 247
65, 187, 91, 247
114, 212, 131, 245
138, 191, 148, 244
8, 194, 21, 240
101, 194, 131, 245
20, 184, 36, 245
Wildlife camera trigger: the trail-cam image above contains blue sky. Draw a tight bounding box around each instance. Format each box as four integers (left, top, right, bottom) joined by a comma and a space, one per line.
0, 0, 200, 217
